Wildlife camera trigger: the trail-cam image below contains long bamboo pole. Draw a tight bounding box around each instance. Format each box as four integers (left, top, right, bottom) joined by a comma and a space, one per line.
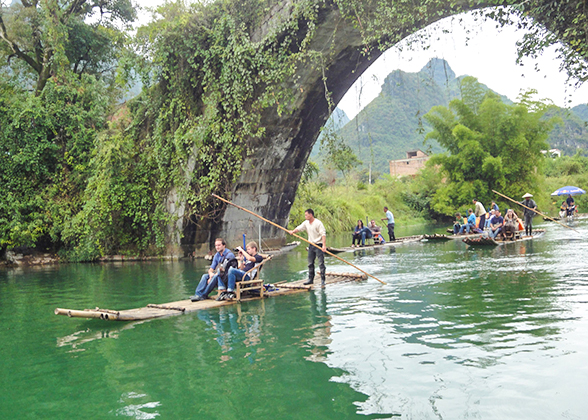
212, 194, 386, 285
492, 190, 580, 234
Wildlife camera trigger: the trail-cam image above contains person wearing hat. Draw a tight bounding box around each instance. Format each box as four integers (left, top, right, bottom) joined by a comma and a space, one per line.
520, 193, 537, 236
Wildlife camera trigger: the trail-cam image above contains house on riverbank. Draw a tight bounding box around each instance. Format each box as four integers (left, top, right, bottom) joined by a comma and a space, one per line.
389, 150, 429, 177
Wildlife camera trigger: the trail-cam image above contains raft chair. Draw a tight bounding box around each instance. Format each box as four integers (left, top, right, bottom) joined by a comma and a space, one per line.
366, 232, 384, 245
235, 254, 273, 302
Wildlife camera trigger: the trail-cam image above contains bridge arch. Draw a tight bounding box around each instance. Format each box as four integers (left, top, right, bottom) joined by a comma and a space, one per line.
177, 1, 586, 253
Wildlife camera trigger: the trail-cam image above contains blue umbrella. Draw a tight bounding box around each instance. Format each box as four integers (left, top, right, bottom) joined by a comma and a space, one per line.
551, 186, 586, 196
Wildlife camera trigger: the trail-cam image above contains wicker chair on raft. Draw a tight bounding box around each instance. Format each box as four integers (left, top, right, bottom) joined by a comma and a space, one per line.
230, 254, 273, 302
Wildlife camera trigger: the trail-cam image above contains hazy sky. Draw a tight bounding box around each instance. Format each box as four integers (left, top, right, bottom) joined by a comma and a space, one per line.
134, 2, 588, 120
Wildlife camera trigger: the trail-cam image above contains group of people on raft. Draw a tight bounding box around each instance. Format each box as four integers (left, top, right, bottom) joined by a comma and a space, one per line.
190, 238, 264, 302
351, 206, 396, 247
559, 195, 577, 218
190, 208, 329, 302
453, 194, 538, 240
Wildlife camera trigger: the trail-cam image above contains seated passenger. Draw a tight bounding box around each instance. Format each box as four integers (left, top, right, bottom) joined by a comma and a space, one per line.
217, 241, 263, 301
190, 238, 235, 302
369, 220, 385, 244
560, 201, 568, 219
458, 209, 476, 234
453, 212, 462, 235
566, 195, 576, 216
489, 210, 504, 239
484, 209, 495, 229
352, 220, 372, 247
503, 209, 518, 239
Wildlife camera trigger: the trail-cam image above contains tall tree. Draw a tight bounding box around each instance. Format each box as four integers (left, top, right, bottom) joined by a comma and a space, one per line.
0, 0, 135, 95
424, 77, 553, 215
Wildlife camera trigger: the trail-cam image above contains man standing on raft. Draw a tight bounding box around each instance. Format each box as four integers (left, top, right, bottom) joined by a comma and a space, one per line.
288, 209, 327, 287
381, 206, 396, 242
520, 193, 537, 236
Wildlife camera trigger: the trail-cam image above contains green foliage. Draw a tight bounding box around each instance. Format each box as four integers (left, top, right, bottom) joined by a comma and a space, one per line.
544, 153, 588, 177
128, 0, 323, 226
301, 160, 320, 185
2, 0, 588, 260
289, 174, 426, 234
0, 74, 109, 250
0, 0, 136, 95
424, 78, 553, 216
508, 0, 588, 86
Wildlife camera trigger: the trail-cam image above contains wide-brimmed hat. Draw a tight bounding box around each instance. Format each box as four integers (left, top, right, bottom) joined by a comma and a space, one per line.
522, 193, 533, 198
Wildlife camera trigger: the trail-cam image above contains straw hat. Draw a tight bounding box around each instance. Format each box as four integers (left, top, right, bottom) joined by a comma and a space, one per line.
522, 193, 533, 198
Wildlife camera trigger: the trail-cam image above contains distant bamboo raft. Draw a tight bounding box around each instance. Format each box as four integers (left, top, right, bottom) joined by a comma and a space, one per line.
326, 235, 423, 254
422, 233, 451, 241
54, 271, 367, 322
462, 229, 545, 246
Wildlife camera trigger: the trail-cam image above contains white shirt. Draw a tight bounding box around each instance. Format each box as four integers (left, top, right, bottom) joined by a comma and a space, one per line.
385, 210, 394, 224
296, 219, 326, 244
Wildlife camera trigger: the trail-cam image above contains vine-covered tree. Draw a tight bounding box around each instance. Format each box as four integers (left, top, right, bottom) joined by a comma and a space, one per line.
424, 77, 553, 215
0, 0, 136, 255
0, 0, 135, 95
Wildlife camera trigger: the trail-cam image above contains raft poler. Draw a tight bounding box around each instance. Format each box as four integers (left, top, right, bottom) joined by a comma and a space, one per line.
520, 193, 537, 236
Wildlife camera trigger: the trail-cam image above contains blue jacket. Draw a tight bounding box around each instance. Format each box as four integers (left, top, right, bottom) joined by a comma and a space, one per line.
467, 213, 476, 225
211, 249, 235, 271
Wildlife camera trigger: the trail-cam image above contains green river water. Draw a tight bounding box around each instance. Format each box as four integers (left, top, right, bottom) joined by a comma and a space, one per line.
1, 221, 587, 419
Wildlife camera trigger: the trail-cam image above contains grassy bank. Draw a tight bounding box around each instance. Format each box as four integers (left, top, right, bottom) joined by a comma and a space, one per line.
288, 175, 429, 233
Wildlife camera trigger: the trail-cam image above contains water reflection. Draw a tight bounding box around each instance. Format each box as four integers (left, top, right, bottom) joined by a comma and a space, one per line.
315, 221, 588, 418
306, 290, 332, 362
197, 302, 265, 362
56, 321, 148, 351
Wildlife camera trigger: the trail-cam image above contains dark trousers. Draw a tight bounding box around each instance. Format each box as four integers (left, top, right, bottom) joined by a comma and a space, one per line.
478, 214, 486, 231
352, 228, 372, 246
387, 223, 395, 241
524, 214, 533, 235
308, 244, 326, 283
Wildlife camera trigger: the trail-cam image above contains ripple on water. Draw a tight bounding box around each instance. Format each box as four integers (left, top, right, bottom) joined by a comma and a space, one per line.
315, 221, 588, 418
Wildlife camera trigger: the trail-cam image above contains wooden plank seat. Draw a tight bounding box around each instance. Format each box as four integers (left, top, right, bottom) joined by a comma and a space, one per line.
235, 254, 272, 302
501, 227, 521, 241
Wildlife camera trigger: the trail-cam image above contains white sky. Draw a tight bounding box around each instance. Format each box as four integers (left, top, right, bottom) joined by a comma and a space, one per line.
134, 2, 588, 120
337, 13, 588, 119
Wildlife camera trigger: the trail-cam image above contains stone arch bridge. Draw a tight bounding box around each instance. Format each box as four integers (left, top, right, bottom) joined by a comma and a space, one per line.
173, 0, 583, 254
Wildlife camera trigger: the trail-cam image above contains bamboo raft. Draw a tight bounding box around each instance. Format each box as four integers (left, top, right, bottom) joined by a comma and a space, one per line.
462, 229, 545, 246
262, 241, 300, 255
422, 233, 452, 241
326, 235, 423, 254
445, 229, 484, 240
54, 271, 367, 322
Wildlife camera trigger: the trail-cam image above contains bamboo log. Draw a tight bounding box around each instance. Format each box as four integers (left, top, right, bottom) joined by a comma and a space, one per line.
146, 304, 185, 312
275, 284, 312, 290
54, 308, 138, 321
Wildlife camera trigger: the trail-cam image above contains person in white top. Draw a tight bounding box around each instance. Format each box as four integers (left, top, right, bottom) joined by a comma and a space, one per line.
288, 209, 327, 286
381, 206, 395, 241
473, 199, 486, 232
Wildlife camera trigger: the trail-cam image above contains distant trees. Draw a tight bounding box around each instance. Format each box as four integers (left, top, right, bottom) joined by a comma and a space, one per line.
424, 77, 553, 215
